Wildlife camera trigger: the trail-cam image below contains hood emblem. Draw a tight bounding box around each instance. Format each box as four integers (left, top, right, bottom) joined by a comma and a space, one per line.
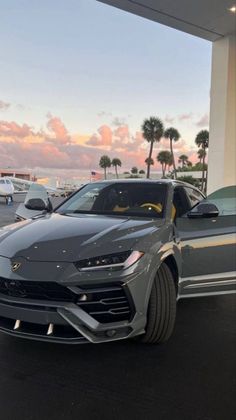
11, 262, 22, 272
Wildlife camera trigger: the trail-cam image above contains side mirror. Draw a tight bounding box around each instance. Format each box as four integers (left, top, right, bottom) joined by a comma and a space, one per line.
187, 203, 219, 219
25, 198, 50, 212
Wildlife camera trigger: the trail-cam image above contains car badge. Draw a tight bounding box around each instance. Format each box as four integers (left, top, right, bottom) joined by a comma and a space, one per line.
11, 262, 22, 272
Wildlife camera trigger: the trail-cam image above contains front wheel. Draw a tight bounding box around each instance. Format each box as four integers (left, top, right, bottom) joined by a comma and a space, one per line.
140, 263, 177, 344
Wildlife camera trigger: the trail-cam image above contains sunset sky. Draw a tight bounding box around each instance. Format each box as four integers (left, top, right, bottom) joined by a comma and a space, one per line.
0, 0, 211, 175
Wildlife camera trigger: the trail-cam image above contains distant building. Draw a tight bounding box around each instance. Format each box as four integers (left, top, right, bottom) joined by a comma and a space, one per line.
0, 169, 33, 181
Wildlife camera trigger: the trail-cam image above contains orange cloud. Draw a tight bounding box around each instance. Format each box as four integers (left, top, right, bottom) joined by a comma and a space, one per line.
46, 113, 70, 144
0, 115, 198, 172
87, 125, 113, 147
98, 125, 113, 146
0, 120, 32, 137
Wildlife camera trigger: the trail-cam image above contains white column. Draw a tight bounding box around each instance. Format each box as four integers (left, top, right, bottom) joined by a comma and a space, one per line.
207, 34, 236, 194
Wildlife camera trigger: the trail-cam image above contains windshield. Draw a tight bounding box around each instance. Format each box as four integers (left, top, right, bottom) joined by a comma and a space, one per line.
56, 182, 167, 218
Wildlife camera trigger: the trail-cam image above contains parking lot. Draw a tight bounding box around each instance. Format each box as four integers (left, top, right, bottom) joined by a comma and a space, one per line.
0, 196, 235, 420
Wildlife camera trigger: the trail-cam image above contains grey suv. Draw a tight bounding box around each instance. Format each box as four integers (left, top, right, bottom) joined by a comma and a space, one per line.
0, 180, 235, 344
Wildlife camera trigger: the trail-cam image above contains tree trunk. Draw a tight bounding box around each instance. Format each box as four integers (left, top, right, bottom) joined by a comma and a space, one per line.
115, 166, 118, 179
146, 141, 154, 179
104, 167, 107, 180
170, 139, 177, 179
201, 152, 205, 191
164, 163, 167, 177
161, 163, 164, 178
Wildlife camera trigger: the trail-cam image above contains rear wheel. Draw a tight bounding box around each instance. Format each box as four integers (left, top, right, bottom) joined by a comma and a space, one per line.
140, 263, 177, 344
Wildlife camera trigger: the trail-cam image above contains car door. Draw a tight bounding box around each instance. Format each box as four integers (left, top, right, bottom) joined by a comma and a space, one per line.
175, 185, 236, 298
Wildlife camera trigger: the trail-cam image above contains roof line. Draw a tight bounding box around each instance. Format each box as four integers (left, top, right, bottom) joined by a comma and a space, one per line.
124, 0, 223, 38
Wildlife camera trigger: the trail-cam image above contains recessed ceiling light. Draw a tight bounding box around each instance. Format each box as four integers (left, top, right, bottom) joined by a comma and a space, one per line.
229, 6, 236, 12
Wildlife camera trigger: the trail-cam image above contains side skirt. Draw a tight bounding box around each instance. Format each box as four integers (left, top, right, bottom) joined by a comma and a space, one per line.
178, 271, 236, 299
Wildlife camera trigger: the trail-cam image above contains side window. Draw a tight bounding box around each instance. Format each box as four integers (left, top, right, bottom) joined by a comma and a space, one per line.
207, 186, 236, 216
173, 187, 191, 218
184, 187, 204, 209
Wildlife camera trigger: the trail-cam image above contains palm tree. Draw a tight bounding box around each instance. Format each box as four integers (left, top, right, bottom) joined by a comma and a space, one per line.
145, 157, 154, 168
164, 127, 180, 179
197, 148, 206, 164
111, 158, 122, 179
99, 155, 111, 180
167, 155, 174, 174
131, 166, 138, 174
178, 154, 189, 168
195, 130, 209, 191
157, 150, 172, 177
141, 117, 164, 178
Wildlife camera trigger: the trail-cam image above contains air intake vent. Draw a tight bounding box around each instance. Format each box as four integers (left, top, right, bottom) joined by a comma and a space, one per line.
75, 283, 134, 323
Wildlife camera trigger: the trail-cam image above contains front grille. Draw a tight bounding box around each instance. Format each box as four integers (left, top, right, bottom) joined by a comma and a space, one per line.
0, 278, 134, 324
0, 278, 76, 302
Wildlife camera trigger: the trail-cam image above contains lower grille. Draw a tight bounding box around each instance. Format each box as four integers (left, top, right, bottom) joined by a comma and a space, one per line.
0, 316, 83, 341
0, 278, 76, 302
76, 283, 134, 323
0, 278, 134, 324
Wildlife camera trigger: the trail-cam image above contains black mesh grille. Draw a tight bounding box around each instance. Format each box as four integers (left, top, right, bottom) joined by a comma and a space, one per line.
0, 278, 76, 302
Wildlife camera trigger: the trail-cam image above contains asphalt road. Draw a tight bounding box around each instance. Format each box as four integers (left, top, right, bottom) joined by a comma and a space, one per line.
0, 193, 26, 227
0, 197, 235, 420
0, 194, 62, 227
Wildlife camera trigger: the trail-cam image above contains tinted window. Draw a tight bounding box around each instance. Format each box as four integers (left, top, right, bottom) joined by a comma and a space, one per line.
207, 186, 236, 215
184, 187, 204, 209
0, 179, 5, 184
173, 187, 192, 218
57, 182, 167, 218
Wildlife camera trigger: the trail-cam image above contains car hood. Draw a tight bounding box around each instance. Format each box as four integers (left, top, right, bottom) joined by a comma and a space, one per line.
0, 213, 164, 262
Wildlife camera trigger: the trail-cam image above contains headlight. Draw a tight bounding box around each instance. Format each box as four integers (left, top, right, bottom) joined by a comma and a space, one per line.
75, 250, 144, 272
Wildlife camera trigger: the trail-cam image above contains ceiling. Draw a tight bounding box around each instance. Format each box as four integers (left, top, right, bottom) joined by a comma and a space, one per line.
97, 0, 236, 41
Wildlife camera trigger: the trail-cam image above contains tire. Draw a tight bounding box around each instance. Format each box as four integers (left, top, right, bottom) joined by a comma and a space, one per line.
140, 263, 177, 344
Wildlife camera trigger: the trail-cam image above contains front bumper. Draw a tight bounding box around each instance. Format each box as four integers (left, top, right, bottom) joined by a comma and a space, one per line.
0, 257, 150, 344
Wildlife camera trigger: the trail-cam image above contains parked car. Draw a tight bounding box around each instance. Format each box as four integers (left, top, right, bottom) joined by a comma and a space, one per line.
0, 180, 235, 344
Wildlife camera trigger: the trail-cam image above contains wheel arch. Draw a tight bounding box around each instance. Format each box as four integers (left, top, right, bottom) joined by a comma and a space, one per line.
161, 254, 179, 294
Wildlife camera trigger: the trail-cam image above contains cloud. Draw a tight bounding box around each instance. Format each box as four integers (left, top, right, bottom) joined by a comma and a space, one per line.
97, 111, 112, 118
98, 125, 113, 146
164, 115, 175, 124
0, 120, 32, 138
178, 113, 193, 121
46, 113, 70, 144
112, 117, 127, 127
0, 115, 197, 173
87, 125, 113, 147
0, 100, 10, 111
87, 133, 102, 146
196, 113, 209, 128
114, 125, 130, 141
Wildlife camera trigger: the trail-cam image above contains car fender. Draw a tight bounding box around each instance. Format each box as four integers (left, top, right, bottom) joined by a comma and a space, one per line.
139, 240, 180, 311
